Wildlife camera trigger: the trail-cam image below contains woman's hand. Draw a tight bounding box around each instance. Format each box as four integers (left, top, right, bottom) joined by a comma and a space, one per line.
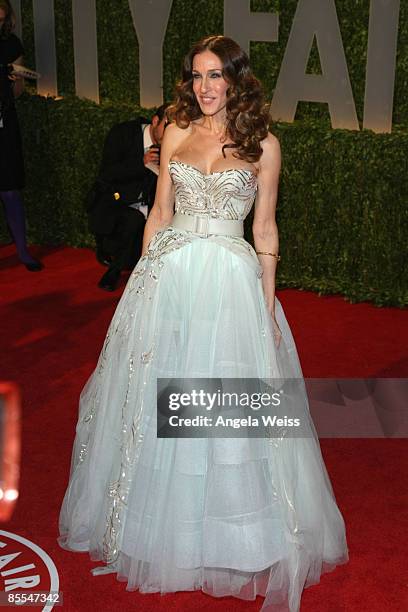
271, 315, 282, 348
264, 292, 282, 348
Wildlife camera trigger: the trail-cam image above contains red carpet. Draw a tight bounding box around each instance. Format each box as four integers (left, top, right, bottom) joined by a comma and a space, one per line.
1, 244, 407, 611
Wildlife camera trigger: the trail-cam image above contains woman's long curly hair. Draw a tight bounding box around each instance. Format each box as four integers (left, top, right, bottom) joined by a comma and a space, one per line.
167, 35, 270, 163
0, 0, 16, 39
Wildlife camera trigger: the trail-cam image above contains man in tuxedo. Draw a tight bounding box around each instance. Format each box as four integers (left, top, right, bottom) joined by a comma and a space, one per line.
88, 104, 168, 291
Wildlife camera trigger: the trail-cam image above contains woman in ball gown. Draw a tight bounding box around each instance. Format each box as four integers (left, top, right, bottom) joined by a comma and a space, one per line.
58, 35, 348, 611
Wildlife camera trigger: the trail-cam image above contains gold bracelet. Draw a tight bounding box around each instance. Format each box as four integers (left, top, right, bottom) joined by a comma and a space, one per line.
256, 251, 281, 260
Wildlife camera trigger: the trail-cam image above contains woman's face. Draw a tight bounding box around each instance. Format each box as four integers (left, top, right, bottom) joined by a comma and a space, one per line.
192, 50, 229, 117
0, 8, 7, 31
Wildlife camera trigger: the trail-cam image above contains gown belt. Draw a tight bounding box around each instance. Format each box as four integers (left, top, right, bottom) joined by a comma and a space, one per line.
171, 212, 244, 237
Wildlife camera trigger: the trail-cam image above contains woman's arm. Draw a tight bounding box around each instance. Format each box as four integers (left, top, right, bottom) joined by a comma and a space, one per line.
252, 132, 282, 340
141, 123, 188, 256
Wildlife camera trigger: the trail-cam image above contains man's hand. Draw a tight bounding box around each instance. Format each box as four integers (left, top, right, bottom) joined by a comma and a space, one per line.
144, 146, 160, 166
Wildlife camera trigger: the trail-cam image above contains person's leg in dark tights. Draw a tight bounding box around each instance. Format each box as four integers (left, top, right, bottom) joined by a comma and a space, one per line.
1, 190, 41, 268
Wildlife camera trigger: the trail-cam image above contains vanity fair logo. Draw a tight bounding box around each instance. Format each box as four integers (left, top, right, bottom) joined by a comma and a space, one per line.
0, 531, 60, 611
11, 0, 401, 132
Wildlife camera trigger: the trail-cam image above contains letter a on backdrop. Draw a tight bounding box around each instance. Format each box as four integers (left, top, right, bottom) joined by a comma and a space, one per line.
270, 0, 359, 130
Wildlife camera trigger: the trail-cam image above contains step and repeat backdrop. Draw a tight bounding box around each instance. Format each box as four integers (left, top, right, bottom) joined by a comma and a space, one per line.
3, 0, 407, 305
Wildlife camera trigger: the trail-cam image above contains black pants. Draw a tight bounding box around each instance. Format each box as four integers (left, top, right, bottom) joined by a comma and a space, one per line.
95, 206, 146, 271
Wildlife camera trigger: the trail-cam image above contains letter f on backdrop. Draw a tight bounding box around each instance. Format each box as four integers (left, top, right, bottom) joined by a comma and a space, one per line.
270, 0, 359, 130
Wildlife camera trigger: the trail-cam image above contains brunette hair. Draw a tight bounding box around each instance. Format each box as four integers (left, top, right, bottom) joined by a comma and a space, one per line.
167, 35, 270, 163
0, 0, 15, 39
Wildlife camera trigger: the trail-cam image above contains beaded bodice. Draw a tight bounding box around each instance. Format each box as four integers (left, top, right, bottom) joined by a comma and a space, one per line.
168, 160, 258, 221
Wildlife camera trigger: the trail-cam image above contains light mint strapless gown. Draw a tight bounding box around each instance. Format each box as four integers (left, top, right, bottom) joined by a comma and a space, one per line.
58, 161, 348, 611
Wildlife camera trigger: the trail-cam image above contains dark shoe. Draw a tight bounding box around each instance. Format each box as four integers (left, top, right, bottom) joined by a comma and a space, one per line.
24, 259, 43, 272
96, 248, 112, 267
98, 267, 121, 291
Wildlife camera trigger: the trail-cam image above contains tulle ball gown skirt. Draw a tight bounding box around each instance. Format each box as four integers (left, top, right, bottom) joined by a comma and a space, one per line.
58, 227, 348, 611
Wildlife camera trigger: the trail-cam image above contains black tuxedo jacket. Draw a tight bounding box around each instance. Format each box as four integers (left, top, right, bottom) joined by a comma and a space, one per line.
88, 118, 157, 235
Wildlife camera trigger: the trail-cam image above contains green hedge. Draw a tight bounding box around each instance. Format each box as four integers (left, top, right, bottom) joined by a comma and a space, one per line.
1, 95, 406, 307
270, 120, 408, 307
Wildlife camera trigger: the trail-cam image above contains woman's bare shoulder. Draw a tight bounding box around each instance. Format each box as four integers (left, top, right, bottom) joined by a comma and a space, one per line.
259, 132, 281, 167
165, 121, 184, 134
161, 122, 192, 157
261, 131, 281, 154
254, 132, 281, 179
165, 122, 193, 139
